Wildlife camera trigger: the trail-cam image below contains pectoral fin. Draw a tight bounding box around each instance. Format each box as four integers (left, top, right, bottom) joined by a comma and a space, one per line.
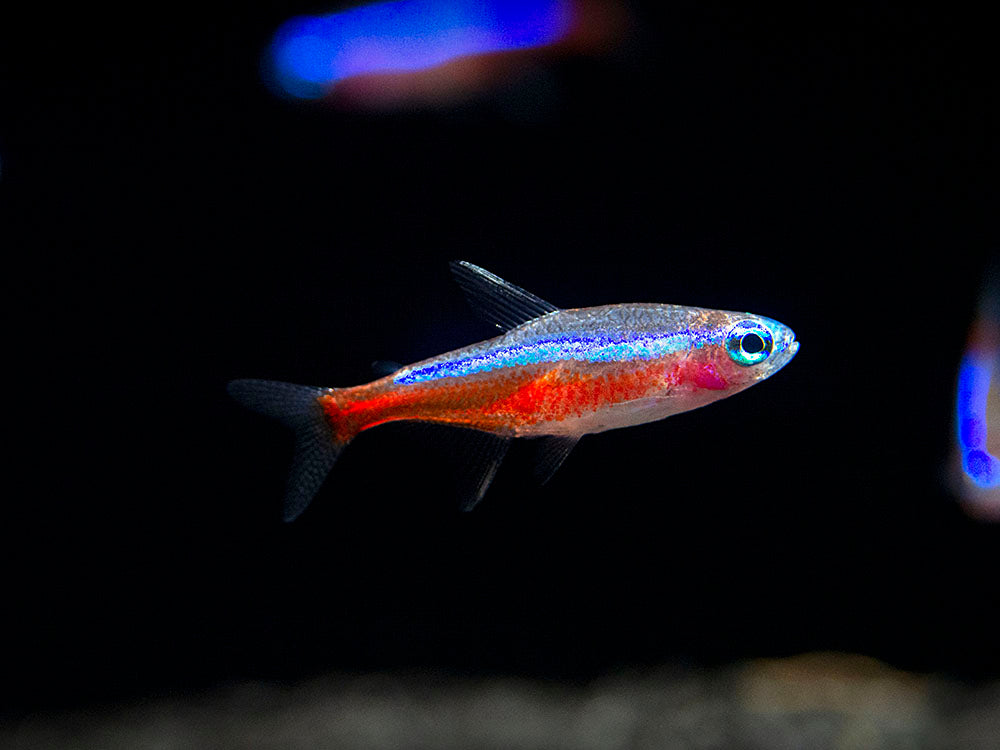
452, 429, 512, 511
531, 435, 580, 486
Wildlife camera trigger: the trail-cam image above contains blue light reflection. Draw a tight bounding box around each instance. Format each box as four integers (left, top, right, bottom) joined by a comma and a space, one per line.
956, 354, 1000, 489
269, 0, 572, 99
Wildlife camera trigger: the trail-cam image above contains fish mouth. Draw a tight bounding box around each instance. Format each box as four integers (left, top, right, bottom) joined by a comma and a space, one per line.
769, 331, 799, 373
757, 316, 799, 367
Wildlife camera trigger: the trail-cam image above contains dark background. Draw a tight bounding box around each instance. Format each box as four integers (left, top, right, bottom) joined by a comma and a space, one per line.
4, 1, 998, 718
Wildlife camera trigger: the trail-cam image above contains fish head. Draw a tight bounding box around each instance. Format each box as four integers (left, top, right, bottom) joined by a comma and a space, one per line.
706, 311, 799, 390
670, 309, 798, 401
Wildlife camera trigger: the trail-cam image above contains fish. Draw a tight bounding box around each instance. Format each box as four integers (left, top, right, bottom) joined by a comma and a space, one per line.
229, 261, 799, 520
952, 267, 1000, 518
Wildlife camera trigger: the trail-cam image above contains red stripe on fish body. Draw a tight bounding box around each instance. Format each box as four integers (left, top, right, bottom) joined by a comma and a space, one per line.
482, 361, 677, 426
324, 358, 685, 438
323, 345, 748, 443
321, 366, 545, 437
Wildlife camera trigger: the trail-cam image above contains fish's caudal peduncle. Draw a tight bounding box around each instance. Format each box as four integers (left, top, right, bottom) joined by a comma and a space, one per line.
228, 262, 798, 519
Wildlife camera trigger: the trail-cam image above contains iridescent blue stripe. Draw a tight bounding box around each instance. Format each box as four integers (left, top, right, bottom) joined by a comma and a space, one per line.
394, 329, 719, 385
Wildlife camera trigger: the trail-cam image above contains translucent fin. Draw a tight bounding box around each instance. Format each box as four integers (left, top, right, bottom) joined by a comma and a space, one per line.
454, 429, 512, 511
371, 360, 403, 378
227, 379, 346, 522
450, 261, 559, 332
531, 435, 580, 485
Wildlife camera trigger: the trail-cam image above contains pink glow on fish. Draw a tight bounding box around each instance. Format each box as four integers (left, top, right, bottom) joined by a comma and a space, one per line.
691, 362, 729, 391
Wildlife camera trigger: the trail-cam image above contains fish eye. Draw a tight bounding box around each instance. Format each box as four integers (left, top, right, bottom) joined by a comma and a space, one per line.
741, 332, 765, 354
725, 321, 774, 366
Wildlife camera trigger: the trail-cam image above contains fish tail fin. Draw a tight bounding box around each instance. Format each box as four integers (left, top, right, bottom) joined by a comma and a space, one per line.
227, 379, 350, 521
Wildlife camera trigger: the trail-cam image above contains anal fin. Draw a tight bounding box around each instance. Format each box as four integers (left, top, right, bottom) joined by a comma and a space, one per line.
391, 423, 512, 511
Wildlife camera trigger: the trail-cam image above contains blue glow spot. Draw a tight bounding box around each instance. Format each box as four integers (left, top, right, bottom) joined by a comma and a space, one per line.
960, 417, 985, 449
965, 450, 994, 482
956, 355, 1000, 488
268, 0, 572, 98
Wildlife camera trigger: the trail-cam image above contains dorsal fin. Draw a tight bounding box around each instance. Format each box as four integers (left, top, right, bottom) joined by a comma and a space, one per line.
449, 261, 559, 332
371, 360, 403, 378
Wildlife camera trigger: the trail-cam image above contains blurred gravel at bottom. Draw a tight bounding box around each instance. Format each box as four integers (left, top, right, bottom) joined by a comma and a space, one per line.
6, 653, 999, 750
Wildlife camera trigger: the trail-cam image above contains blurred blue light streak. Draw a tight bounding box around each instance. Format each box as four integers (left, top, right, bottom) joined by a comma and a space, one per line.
269, 0, 573, 99
956, 354, 1000, 489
